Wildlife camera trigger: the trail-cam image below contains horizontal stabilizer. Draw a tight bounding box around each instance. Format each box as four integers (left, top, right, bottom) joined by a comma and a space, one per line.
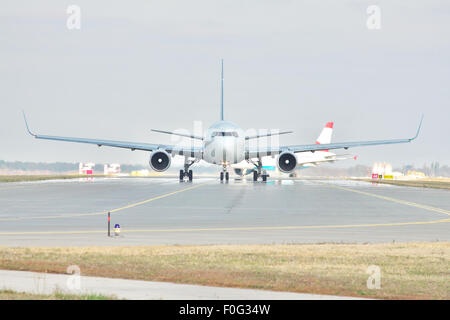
151, 129, 204, 140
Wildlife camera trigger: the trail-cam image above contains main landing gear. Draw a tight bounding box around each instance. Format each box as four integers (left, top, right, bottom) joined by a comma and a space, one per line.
251, 158, 269, 182
180, 169, 193, 182
180, 157, 196, 182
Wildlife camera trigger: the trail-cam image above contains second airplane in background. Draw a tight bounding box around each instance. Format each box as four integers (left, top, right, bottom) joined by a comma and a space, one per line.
232, 122, 356, 180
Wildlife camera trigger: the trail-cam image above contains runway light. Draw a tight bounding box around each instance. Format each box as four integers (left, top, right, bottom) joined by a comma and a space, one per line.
114, 224, 121, 237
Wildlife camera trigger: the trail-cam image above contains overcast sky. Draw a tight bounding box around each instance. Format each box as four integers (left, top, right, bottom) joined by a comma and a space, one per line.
1, 0, 449, 167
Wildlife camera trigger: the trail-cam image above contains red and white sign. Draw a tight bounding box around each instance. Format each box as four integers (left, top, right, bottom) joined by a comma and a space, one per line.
79, 163, 95, 175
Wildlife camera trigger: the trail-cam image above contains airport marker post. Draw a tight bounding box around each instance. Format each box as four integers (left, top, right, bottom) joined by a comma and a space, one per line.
108, 212, 110, 237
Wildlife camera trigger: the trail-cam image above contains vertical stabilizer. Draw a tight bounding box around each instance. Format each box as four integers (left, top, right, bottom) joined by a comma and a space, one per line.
220, 59, 224, 121
316, 122, 334, 145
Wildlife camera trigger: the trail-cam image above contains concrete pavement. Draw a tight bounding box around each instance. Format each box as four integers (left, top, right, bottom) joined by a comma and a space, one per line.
0, 269, 364, 300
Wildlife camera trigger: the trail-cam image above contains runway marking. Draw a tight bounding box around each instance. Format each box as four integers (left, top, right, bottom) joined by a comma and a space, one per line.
0, 218, 449, 235
1, 179, 449, 236
0, 182, 210, 221
317, 182, 450, 217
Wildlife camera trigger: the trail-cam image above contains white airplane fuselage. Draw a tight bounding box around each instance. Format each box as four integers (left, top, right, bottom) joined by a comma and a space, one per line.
203, 120, 245, 165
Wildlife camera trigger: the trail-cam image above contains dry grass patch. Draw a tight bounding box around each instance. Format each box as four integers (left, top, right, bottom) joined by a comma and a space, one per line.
0, 243, 448, 299
0, 175, 105, 183
0, 289, 115, 300
358, 178, 450, 190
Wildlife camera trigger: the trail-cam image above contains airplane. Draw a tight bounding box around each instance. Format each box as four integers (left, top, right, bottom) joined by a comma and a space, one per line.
231, 121, 356, 178
292, 121, 357, 169
23, 60, 423, 182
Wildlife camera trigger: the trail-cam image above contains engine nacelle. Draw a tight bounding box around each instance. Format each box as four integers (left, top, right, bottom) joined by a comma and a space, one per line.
277, 151, 297, 173
149, 150, 171, 172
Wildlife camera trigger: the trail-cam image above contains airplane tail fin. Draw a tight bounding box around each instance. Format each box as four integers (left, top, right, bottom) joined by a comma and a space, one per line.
220, 59, 224, 121
316, 122, 333, 145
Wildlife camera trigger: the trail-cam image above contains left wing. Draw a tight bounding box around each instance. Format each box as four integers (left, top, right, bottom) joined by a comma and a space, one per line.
23, 112, 203, 158
246, 116, 423, 159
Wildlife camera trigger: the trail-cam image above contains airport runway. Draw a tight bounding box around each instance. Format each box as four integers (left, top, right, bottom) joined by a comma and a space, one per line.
0, 177, 448, 246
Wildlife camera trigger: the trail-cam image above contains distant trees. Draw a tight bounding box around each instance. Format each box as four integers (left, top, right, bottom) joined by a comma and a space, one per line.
400, 162, 450, 177
0, 160, 146, 174
0, 160, 77, 172
1, 160, 449, 177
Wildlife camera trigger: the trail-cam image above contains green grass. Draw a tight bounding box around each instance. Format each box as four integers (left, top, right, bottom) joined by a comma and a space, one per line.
0, 242, 448, 300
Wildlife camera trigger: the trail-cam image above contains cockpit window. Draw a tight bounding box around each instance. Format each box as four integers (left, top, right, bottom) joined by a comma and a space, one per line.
212, 131, 238, 137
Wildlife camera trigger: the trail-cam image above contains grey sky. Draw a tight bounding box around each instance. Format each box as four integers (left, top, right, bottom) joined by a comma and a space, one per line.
1, 0, 449, 167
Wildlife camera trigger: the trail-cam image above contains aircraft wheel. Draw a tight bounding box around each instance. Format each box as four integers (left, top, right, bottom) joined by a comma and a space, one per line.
220, 172, 224, 181
225, 172, 229, 181
253, 170, 258, 182
179, 170, 184, 182
262, 174, 267, 182
188, 170, 193, 182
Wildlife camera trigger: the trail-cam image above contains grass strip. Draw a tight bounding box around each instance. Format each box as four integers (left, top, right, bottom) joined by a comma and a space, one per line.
0, 242, 448, 299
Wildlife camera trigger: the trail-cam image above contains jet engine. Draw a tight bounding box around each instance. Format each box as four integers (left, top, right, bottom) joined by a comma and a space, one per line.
277, 151, 297, 173
149, 150, 171, 172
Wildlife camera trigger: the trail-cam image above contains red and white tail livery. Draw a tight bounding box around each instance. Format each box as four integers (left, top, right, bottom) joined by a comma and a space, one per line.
316, 122, 333, 145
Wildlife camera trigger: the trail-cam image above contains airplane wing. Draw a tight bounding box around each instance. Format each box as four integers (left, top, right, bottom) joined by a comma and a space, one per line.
246, 116, 423, 159
23, 113, 203, 158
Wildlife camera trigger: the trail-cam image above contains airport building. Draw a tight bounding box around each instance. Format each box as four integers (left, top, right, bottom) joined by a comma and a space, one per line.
78, 162, 95, 175
371, 162, 405, 179
104, 163, 121, 175
371, 162, 429, 180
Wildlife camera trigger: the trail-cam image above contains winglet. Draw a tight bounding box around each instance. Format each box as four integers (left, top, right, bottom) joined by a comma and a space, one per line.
220, 59, 224, 121
410, 114, 424, 141
22, 111, 36, 137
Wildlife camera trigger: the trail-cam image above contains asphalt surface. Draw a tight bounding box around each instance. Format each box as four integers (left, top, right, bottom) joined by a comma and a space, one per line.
0, 177, 448, 246
0, 270, 364, 300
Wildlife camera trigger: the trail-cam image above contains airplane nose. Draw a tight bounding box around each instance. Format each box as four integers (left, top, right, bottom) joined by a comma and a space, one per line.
206, 136, 243, 164
220, 137, 239, 163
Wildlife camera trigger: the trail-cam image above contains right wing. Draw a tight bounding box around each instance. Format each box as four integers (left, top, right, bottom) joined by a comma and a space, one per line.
23, 113, 203, 158
246, 115, 423, 159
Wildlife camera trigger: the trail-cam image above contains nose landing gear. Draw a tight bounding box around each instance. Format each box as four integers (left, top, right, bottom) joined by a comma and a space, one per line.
220, 164, 229, 182
220, 171, 229, 182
